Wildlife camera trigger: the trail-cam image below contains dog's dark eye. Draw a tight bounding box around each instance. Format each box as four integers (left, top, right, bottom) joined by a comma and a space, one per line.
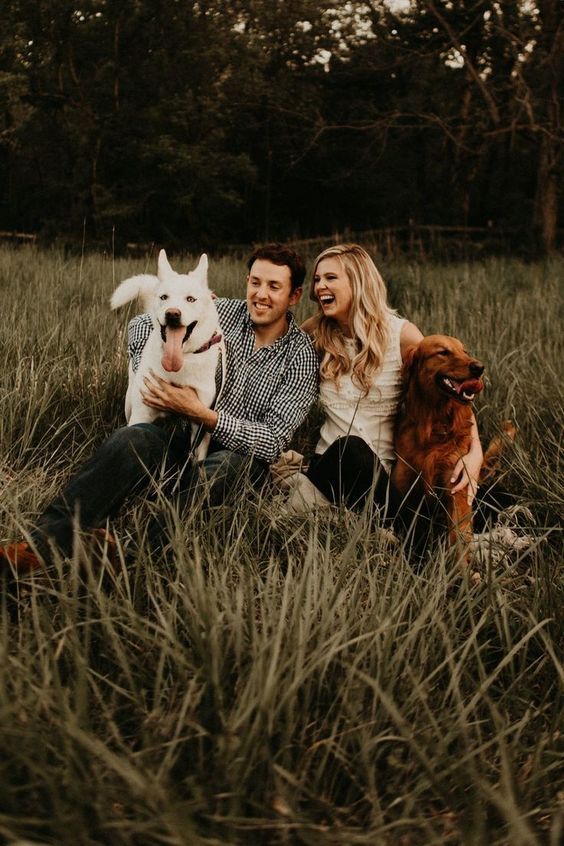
437, 349, 450, 357
159, 294, 168, 301
186, 296, 196, 303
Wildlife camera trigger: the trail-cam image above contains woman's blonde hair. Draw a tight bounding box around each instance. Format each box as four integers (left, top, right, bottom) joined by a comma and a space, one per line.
311, 243, 394, 393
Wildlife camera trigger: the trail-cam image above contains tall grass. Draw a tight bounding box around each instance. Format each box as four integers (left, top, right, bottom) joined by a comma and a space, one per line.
0, 245, 562, 845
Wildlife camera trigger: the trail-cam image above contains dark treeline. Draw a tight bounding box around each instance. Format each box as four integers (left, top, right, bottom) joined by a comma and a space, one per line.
0, 1, 561, 252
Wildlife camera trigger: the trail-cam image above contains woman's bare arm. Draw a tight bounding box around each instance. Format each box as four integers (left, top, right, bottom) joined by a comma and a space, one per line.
400, 321, 424, 359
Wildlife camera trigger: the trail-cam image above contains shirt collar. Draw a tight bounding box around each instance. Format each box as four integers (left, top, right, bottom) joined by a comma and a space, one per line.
243, 308, 297, 347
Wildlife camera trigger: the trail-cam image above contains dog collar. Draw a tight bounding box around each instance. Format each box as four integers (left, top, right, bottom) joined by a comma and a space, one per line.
194, 332, 223, 354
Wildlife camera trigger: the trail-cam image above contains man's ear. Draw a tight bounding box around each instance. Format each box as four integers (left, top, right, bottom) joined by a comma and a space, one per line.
288, 286, 302, 306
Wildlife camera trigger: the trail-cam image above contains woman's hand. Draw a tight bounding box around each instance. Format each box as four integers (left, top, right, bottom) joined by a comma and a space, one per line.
450, 418, 483, 505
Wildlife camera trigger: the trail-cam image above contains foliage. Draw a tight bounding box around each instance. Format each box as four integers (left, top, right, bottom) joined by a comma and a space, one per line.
0, 1, 561, 249
0, 245, 562, 844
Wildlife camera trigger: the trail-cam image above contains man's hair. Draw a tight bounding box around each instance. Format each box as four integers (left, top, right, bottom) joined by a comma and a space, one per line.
247, 243, 306, 291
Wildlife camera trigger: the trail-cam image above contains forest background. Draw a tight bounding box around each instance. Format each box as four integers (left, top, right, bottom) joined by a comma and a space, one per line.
0, 0, 562, 255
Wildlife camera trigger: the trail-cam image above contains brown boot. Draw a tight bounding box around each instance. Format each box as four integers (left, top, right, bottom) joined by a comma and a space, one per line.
0, 542, 44, 576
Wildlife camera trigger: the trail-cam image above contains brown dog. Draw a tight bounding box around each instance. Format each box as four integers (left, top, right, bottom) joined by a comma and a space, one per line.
391, 334, 485, 558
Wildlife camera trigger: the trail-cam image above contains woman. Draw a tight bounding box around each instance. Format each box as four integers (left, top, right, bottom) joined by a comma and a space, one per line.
301, 243, 483, 526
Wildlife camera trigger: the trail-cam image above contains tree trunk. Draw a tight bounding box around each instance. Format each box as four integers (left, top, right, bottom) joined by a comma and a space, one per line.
533, 0, 562, 253
534, 135, 558, 253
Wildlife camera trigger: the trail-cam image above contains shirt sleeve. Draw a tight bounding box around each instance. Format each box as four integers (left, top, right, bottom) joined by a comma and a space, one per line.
214, 298, 246, 335
212, 342, 319, 464
127, 314, 153, 372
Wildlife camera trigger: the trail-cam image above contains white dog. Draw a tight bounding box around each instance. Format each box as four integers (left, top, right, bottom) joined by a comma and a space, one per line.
111, 249, 223, 459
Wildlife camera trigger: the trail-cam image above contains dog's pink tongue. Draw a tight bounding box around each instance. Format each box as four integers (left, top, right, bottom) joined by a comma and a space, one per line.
459, 378, 484, 395
161, 326, 185, 372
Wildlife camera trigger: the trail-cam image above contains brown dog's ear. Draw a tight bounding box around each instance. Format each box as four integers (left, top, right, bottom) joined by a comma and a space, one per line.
401, 344, 419, 383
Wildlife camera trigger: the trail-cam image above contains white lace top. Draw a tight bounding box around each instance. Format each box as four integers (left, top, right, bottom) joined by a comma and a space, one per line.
315, 313, 405, 472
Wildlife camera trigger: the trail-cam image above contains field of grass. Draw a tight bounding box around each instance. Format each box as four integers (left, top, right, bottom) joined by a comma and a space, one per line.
0, 245, 562, 845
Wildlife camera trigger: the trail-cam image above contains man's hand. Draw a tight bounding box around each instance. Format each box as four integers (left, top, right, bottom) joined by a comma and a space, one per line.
141, 371, 218, 430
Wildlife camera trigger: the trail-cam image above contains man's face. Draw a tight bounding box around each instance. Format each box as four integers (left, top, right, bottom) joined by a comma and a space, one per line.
246, 259, 301, 327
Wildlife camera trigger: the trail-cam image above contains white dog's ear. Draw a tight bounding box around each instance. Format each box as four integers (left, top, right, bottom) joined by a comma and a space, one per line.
157, 248, 174, 279
110, 274, 158, 310
195, 253, 208, 274
193, 253, 209, 286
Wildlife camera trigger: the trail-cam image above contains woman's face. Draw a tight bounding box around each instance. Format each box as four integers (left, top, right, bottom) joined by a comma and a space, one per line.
313, 257, 353, 333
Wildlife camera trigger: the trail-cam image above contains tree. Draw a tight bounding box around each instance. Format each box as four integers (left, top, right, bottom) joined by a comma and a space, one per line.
329, 0, 563, 249
0, 0, 559, 250
530, 0, 562, 252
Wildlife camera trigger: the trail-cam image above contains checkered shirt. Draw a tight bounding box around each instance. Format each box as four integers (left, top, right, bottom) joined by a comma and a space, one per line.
127, 298, 319, 463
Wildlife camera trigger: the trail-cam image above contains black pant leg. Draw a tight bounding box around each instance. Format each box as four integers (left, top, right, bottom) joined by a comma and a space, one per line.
32, 423, 186, 558
307, 436, 390, 513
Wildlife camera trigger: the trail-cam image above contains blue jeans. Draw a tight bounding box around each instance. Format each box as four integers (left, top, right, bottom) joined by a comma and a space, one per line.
31, 423, 268, 560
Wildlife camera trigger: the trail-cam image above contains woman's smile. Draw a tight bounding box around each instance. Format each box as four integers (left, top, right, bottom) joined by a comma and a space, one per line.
314, 257, 353, 328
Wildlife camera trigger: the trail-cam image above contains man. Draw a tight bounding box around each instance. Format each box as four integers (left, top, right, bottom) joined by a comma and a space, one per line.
0, 244, 318, 573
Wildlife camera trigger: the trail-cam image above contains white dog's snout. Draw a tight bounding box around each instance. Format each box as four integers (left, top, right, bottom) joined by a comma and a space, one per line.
165, 308, 182, 324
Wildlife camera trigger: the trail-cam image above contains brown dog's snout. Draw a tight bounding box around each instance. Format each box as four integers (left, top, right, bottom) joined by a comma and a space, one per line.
165, 308, 182, 326
470, 361, 484, 378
